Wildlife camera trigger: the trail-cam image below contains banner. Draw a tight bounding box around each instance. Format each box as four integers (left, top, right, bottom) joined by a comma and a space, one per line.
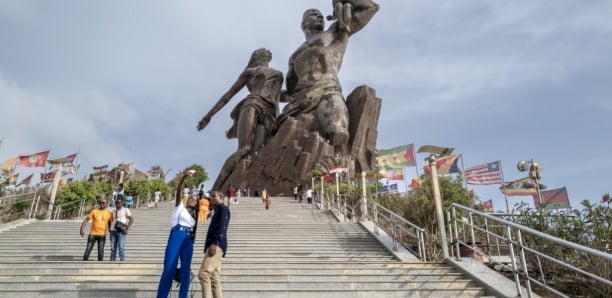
379, 168, 404, 180
500, 177, 539, 196
329, 165, 348, 174
465, 161, 503, 185
2, 157, 17, 172
380, 183, 398, 194
40, 171, 56, 183
18, 150, 50, 167
376, 144, 416, 170
535, 187, 570, 210
423, 155, 460, 175
482, 199, 494, 212
17, 173, 33, 187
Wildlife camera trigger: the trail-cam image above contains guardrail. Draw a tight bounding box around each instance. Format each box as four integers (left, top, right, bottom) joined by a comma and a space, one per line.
447, 202, 612, 298
367, 199, 427, 261
315, 194, 427, 261
0, 192, 39, 222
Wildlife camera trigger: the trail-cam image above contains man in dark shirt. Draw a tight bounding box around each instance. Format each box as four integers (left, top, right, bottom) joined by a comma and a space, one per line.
198, 191, 230, 297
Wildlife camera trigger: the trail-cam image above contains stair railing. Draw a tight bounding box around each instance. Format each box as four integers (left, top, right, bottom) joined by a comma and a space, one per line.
366, 199, 427, 261
52, 198, 87, 220
0, 192, 37, 222
447, 202, 612, 298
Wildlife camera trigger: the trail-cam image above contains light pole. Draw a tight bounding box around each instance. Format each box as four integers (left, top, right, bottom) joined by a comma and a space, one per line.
418, 145, 455, 259
427, 154, 450, 258
517, 159, 544, 204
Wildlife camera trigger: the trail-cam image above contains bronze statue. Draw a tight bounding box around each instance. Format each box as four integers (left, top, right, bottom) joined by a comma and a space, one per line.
197, 48, 283, 189
277, 0, 379, 155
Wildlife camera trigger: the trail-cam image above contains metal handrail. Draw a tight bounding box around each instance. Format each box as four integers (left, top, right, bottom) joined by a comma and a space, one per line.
0, 192, 38, 221
367, 199, 427, 261
447, 202, 612, 298
52, 198, 87, 220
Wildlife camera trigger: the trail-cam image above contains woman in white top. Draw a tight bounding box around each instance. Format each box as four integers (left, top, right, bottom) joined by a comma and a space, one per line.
157, 170, 198, 298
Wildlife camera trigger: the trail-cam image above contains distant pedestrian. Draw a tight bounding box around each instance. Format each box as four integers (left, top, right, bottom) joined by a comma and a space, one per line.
80, 198, 113, 261
154, 189, 162, 208
306, 188, 313, 204
262, 188, 271, 210
226, 185, 235, 206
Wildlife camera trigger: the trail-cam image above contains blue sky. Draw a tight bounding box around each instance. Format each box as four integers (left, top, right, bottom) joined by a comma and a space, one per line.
1, 0, 611, 211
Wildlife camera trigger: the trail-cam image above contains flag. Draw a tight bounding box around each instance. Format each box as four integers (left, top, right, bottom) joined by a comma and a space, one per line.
500, 177, 538, 196
423, 155, 460, 175
535, 187, 570, 210
118, 162, 135, 174
61, 164, 79, 176
17, 173, 33, 187
411, 177, 421, 189
2, 157, 17, 173
329, 165, 348, 174
6, 173, 19, 184
93, 164, 108, 171
379, 168, 404, 180
380, 183, 398, 194
40, 171, 56, 183
465, 161, 503, 185
482, 199, 494, 212
63, 153, 77, 163
59, 178, 73, 186
107, 169, 117, 181
321, 173, 334, 182
376, 144, 416, 170
18, 150, 50, 167
89, 171, 107, 182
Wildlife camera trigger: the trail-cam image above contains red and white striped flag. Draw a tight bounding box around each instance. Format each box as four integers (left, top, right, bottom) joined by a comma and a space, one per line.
465, 161, 503, 185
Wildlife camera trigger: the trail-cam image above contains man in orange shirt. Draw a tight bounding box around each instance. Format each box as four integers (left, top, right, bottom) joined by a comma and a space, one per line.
80, 198, 113, 261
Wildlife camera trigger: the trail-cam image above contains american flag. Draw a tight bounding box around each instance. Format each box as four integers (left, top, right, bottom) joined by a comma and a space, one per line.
465, 161, 502, 185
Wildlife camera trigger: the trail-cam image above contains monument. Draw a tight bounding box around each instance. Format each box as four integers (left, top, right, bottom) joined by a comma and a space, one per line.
198, 0, 381, 195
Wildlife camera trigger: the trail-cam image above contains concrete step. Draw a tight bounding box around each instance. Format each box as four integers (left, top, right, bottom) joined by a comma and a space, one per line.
0, 196, 493, 297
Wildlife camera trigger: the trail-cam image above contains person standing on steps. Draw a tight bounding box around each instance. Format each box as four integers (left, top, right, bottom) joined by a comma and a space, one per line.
80, 197, 113, 261
198, 190, 231, 298
109, 196, 134, 261
157, 170, 198, 298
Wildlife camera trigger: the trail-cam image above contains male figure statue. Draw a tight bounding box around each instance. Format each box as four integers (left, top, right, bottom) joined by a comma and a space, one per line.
277, 0, 379, 155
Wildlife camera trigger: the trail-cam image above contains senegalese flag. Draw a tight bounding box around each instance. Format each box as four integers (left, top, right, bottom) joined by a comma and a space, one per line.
376, 144, 416, 170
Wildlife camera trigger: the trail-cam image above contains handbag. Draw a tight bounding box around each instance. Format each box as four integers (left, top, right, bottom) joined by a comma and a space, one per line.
114, 208, 127, 234
115, 221, 127, 234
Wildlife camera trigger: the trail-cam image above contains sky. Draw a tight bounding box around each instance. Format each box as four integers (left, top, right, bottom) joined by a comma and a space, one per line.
1, 0, 611, 211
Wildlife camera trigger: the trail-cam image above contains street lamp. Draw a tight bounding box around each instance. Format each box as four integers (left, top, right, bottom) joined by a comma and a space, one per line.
517, 159, 544, 204
418, 145, 454, 259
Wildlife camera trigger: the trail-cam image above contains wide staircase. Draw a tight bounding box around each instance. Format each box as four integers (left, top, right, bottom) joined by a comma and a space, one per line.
0, 196, 494, 297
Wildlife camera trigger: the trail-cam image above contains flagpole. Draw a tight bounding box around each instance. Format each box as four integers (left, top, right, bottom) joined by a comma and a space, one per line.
47, 162, 62, 219
459, 154, 467, 189
402, 167, 408, 194
74, 148, 81, 180
499, 161, 510, 214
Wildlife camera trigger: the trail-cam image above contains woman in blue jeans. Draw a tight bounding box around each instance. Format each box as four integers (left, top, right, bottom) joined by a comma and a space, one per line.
157, 170, 198, 298
110, 197, 134, 261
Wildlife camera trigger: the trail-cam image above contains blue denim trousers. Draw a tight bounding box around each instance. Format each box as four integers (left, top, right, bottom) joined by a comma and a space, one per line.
110, 230, 126, 261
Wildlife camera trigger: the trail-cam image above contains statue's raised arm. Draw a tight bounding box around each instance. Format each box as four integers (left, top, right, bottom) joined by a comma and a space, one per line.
331, 0, 379, 36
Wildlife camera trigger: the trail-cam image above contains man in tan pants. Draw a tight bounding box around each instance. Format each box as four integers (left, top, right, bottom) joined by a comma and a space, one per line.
198, 191, 230, 297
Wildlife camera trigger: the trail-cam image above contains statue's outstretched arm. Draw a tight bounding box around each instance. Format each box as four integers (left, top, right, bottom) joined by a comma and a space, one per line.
345, 0, 379, 36
197, 70, 251, 131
